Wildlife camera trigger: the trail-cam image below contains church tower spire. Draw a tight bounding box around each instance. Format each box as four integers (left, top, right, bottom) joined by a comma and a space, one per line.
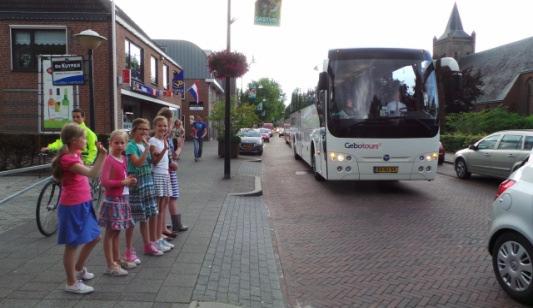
433, 3, 475, 60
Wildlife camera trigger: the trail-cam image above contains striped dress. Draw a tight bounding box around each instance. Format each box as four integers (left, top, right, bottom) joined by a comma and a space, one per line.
125, 140, 158, 222
168, 135, 180, 199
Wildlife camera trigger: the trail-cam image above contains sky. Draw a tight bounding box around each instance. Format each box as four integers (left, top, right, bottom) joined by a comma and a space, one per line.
113, 0, 533, 104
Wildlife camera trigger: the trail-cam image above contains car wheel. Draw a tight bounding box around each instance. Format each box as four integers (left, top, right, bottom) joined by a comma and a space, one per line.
492, 232, 533, 305
454, 158, 471, 179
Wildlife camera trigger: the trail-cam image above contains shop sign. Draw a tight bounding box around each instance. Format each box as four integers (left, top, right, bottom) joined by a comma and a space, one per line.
131, 79, 159, 97
189, 101, 204, 111
51, 56, 84, 85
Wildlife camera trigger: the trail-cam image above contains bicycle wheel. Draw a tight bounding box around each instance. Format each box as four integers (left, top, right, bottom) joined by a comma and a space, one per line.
90, 177, 103, 212
36, 180, 60, 237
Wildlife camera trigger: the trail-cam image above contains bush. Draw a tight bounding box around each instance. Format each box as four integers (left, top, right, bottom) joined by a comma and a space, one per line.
217, 134, 241, 143
441, 133, 485, 153
445, 107, 533, 135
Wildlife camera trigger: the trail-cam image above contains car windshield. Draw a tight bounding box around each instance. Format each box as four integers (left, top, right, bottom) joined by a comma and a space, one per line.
241, 130, 260, 137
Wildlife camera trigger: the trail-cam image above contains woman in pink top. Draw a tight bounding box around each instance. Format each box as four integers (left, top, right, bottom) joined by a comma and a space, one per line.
51, 123, 106, 294
98, 130, 137, 276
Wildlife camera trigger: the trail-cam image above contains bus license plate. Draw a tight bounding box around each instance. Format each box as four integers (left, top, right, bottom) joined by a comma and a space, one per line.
373, 166, 398, 173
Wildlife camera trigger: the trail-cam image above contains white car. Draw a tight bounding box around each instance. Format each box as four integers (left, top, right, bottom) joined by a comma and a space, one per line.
488, 158, 533, 304
238, 129, 263, 155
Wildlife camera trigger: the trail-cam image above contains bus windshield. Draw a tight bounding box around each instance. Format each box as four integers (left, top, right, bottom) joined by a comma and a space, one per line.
327, 56, 439, 138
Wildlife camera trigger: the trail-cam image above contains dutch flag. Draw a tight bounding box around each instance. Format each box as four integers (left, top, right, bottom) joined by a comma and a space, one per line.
188, 83, 199, 104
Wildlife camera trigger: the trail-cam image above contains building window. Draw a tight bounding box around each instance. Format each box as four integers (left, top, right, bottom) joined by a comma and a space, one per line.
162, 64, 169, 89
125, 39, 143, 81
12, 28, 66, 72
150, 56, 158, 84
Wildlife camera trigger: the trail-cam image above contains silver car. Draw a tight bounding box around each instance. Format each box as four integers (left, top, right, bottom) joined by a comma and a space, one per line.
488, 156, 533, 304
454, 130, 533, 179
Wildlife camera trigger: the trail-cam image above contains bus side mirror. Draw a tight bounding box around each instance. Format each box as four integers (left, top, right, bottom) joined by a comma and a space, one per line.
317, 72, 329, 91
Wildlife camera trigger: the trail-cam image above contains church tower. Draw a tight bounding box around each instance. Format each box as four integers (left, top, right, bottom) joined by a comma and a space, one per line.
433, 3, 475, 60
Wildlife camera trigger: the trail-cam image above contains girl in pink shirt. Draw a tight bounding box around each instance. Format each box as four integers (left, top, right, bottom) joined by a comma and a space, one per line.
98, 130, 137, 276
51, 123, 106, 294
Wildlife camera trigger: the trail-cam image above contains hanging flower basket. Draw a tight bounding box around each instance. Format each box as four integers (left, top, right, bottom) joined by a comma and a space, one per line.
208, 50, 249, 78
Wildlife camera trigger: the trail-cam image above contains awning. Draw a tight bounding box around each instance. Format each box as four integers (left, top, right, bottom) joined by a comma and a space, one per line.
121, 88, 180, 109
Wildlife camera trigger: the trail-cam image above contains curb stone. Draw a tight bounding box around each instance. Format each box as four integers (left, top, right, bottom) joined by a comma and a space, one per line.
228, 176, 262, 197
189, 301, 241, 308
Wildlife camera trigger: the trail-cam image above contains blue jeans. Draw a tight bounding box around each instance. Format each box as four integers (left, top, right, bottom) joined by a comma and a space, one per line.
193, 138, 203, 159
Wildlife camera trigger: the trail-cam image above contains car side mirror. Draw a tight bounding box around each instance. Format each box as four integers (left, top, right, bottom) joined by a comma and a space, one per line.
468, 144, 477, 150
317, 72, 329, 91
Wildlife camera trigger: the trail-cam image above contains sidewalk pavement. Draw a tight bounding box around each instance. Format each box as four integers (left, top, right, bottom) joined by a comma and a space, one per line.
0, 141, 285, 308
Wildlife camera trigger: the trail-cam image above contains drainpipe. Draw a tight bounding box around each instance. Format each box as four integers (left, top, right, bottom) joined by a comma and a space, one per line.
111, 0, 118, 130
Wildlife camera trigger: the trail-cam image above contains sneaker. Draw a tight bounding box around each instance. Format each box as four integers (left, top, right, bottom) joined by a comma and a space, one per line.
156, 239, 171, 253
65, 280, 94, 294
124, 248, 141, 265
75, 267, 95, 281
120, 259, 137, 270
105, 264, 128, 276
144, 243, 163, 256
160, 238, 174, 249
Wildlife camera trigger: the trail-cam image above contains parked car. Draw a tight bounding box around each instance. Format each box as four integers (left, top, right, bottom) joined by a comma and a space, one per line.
454, 130, 533, 179
278, 127, 285, 136
488, 157, 533, 305
238, 129, 263, 155
438, 142, 445, 165
284, 127, 292, 145
259, 128, 271, 141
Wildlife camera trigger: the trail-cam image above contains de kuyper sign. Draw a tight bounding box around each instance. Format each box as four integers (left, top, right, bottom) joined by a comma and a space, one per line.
51, 56, 85, 86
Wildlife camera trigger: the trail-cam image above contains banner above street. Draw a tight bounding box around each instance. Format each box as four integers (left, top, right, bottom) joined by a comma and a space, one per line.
254, 0, 282, 26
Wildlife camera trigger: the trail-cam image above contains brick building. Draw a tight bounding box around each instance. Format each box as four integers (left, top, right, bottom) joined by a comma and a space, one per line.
0, 0, 183, 135
434, 4, 533, 115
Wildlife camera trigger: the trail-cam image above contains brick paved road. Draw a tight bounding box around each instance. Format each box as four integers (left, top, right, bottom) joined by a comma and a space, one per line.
263, 135, 526, 308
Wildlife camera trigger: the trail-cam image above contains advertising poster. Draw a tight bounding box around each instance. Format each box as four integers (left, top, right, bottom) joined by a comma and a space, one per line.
40, 56, 76, 131
172, 69, 185, 100
254, 0, 282, 26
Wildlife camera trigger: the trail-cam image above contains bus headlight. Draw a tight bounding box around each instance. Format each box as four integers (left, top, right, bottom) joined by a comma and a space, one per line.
329, 152, 350, 161
423, 152, 439, 161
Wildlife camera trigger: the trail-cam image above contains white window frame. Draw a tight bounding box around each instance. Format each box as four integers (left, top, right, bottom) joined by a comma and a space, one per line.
162, 64, 169, 89
150, 55, 158, 85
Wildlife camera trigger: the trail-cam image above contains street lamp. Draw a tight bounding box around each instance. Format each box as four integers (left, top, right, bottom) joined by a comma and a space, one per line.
74, 29, 107, 131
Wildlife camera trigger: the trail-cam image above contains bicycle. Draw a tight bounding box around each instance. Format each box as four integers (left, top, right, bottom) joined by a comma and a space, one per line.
36, 153, 103, 237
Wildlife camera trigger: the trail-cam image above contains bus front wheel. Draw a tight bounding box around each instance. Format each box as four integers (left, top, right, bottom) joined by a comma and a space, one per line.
311, 151, 325, 181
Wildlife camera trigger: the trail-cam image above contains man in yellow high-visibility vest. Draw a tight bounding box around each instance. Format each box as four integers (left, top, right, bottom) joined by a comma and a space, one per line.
41, 108, 98, 165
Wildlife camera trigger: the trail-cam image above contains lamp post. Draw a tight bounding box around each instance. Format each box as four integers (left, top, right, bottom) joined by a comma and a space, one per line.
224, 0, 232, 179
74, 29, 107, 131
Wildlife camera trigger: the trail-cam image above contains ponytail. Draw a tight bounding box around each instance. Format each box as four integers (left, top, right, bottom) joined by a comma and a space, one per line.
51, 146, 69, 181
50, 123, 85, 181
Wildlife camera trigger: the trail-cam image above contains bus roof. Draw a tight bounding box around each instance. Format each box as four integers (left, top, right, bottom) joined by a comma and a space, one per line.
328, 48, 431, 61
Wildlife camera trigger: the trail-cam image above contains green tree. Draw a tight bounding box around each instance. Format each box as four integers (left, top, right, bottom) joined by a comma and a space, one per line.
241, 78, 285, 123
209, 98, 260, 141
443, 67, 484, 114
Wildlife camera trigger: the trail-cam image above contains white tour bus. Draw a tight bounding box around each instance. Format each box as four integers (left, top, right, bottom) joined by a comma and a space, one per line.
290, 48, 461, 181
